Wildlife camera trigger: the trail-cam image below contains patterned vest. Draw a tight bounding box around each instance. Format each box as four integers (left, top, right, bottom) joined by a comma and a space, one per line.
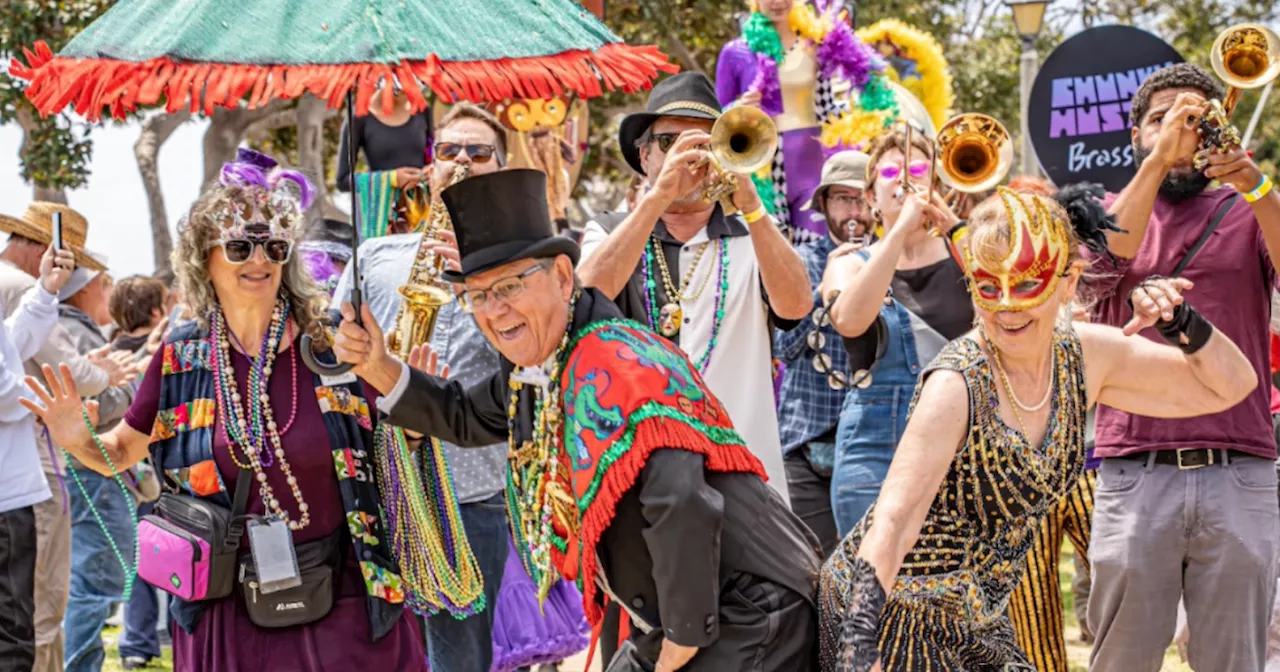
151, 320, 404, 639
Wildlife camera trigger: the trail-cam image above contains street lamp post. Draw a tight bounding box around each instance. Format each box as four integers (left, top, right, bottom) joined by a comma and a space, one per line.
1007, 0, 1051, 176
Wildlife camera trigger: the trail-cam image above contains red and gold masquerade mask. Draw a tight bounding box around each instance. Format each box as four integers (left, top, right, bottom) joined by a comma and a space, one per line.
960, 187, 1069, 312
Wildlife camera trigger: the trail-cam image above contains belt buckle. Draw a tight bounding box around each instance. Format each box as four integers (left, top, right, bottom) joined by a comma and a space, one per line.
1176, 447, 1213, 470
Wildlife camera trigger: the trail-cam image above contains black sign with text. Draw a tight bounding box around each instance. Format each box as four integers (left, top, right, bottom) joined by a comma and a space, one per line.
1029, 26, 1183, 191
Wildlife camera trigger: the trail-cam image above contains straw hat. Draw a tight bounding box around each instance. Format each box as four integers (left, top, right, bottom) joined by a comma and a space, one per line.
0, 202, 105, 271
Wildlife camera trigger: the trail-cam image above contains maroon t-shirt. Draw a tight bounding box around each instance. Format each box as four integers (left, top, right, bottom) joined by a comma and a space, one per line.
125, 343, 349, 545
1085, 186, 1278, 460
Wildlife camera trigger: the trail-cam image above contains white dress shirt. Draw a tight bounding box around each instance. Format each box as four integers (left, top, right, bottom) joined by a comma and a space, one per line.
0, 284, 59, 513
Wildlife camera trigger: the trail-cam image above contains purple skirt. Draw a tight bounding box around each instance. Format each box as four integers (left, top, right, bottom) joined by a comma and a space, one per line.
172, 560, 427, 671
491, 539, 590, 672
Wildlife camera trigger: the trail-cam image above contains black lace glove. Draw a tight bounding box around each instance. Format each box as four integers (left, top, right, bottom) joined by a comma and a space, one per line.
838, 557, 886, 672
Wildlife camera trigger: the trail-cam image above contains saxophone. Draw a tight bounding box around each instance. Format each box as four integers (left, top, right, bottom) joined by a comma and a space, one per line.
386, 163, 469, 357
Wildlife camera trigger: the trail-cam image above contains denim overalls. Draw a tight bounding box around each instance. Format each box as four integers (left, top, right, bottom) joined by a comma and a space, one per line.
831, 251, 928, 535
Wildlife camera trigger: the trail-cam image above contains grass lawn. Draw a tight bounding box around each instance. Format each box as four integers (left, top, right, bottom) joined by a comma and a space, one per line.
98, 544, 1192, 671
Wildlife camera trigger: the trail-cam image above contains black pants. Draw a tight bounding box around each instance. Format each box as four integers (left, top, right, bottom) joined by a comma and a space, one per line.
0, 506, 37, 672
622, 577, 817, 672
784, 452, 839, 560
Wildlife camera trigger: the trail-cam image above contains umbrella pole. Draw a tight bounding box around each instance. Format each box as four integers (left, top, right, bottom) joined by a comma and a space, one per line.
300, 91, 362, 376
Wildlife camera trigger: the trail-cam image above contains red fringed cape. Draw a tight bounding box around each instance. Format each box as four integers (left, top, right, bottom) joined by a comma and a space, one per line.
547, 320, 766, 626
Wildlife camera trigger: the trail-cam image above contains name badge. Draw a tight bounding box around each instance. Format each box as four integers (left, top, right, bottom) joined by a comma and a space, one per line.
247, 517, 302, 594
321, 372, 358, 387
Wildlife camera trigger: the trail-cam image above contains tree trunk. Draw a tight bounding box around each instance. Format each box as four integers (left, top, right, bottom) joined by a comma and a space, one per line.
135, 110, 192, 277
295, 94, 329, 225
201, 100, 293, 191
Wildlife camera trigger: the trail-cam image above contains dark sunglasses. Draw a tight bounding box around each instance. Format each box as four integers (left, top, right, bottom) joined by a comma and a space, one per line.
216, 238, 293, 265
434, 142, 497, 163
648, 133, 681, 153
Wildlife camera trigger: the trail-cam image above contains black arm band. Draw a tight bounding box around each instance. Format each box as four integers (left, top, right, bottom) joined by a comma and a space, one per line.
1155, 302, 1214, 355
839, 557, 886, 672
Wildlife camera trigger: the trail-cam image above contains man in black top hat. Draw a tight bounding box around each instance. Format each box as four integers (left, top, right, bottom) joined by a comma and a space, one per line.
333, 169, 821, 672
576, 71, 811, 505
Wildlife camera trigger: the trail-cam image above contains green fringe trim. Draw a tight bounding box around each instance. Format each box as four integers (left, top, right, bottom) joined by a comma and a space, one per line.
859, 74, 900, 115
570, 400, 748, 517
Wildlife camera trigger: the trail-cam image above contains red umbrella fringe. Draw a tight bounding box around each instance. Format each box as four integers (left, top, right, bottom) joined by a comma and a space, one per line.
12, 41, 678, 121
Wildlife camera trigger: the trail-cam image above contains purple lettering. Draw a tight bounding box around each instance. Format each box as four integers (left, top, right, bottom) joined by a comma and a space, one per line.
1050, 108, 1077, 138
1052, 78, 1075, 108
1073, 76, 1098, 105
1100, 103, 1126, 132
1076, 105, 1101, 134
1116, 70, 1140, 99
1095, 73, 1119, 102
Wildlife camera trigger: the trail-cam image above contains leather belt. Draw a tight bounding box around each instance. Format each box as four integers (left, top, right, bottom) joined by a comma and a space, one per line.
1111, 448, 1249, 470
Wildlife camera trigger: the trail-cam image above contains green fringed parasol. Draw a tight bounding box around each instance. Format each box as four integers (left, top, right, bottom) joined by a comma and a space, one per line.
12, 0, 674, 120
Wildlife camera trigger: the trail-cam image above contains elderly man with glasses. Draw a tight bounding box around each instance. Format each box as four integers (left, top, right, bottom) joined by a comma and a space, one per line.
334, 169, 822, 672
331, 101, 514, 672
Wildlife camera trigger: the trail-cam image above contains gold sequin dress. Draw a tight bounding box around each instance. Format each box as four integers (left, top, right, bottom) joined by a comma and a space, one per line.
818, 330, 1087, 671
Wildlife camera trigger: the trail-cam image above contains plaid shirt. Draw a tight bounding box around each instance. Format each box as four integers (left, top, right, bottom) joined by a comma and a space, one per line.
774, 236, 854, 455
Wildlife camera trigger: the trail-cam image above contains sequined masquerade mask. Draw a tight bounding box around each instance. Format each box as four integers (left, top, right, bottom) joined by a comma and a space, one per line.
961, 187, 1070, 312
208, 149, 313, 263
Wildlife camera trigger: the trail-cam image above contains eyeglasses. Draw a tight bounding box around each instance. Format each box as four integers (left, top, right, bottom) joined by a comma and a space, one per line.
828, 194, 864, 208
434, 142, 498, 163
458, 262, 550, 313
648, 133, 681, 153
215, 238, 293, 265
878, 160, 932, 182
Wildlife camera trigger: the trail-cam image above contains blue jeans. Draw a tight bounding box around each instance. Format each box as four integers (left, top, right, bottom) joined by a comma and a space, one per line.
63, 469, 135, 672
118, 503, 163, 663
832, 386, 912, 535
424, 493, 509, 672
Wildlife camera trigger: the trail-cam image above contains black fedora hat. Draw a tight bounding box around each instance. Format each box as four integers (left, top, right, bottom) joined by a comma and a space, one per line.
440, 169, 580, 283
618, 72, 722, 175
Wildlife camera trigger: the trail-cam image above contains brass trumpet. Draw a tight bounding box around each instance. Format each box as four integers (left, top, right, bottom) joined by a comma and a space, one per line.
701, 105, 779, 212
1193, 23, 1280, 169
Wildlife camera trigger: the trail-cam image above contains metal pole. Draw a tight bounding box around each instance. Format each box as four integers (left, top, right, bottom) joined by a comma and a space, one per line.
1242, 80, 1274, 149
1019, 37, 1039, 176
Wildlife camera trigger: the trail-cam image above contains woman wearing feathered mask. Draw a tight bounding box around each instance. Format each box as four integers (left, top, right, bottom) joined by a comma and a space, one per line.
21, 149, 427, 671
817, 184, 1257, 671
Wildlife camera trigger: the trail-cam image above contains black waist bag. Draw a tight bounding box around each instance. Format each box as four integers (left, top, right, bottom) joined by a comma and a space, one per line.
238, 526, 342, 629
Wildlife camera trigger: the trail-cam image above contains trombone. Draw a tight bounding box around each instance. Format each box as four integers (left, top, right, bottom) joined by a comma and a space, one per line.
895, 114, 1013, 237
701, 105, 779, 213
1193, 23, 1280, 169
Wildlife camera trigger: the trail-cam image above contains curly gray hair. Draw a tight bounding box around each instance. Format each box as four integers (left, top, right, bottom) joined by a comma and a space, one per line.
172, 185, 330, 345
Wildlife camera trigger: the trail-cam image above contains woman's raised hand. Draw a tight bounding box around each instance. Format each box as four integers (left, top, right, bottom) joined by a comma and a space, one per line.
20, 363, 96, 452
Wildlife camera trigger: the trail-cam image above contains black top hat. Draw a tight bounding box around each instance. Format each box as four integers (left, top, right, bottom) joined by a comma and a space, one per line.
618, 72, 722, 176
439, 169, 580, 282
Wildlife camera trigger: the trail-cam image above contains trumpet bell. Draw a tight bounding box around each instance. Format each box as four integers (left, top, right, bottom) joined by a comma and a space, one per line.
935, 113, 1013, 193
710, 106, 779, 175
1212, 23, 1280, 91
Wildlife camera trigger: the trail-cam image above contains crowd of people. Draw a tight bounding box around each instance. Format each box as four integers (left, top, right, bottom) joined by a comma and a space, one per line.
2, 4, 1280, 672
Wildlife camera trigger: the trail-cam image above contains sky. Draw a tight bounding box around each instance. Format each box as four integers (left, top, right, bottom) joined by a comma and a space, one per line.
0, 116, 212, 279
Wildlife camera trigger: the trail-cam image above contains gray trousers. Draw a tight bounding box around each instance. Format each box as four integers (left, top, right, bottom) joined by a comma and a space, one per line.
1088, 453, 1280, 672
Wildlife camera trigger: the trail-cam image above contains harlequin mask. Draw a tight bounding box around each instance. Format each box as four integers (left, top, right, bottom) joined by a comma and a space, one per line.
961, 187, 1070, 313
209, 149, 313, 255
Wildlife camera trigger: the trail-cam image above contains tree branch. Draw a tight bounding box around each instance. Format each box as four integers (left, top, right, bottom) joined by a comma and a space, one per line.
662, 34, 706, 75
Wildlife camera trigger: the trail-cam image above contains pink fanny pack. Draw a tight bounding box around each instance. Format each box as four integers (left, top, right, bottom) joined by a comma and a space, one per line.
136, 469, 251, 602
137, 516, 213, 600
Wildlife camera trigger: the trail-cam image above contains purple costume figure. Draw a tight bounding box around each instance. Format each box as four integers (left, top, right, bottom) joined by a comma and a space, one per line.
716, 39, 829, 245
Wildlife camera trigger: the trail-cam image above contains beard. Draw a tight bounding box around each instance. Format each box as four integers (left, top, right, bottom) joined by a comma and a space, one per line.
1133, 142, 1211, 202
827, 214, 872, 242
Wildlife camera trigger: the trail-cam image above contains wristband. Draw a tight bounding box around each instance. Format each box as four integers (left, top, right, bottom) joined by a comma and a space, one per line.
742, 206, 768, 225
1155, 302, 1214, 355
1244, 174, 1273, 204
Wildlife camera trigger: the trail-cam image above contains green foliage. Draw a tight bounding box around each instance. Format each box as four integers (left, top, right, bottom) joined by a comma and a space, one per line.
0, 0, 117, 190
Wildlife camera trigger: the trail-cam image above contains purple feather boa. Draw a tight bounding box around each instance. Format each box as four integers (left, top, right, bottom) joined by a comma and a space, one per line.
300, 249, 342, 294
220, 147, 317, 211
750, 54, 784, 117
818, 20, 883, 87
